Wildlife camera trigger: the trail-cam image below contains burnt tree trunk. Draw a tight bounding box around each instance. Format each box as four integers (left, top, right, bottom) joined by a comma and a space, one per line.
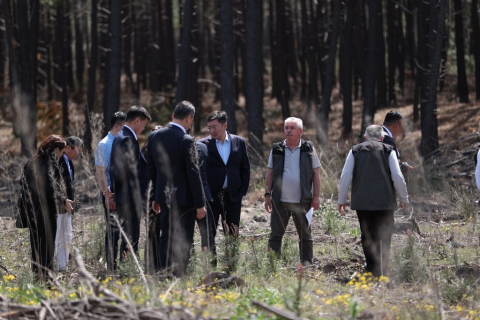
245, 0, 264, 162
317, 0, 340, 144
361, 0, 379, 134
56, 3, 69, 136
220, 0, 237, 133
163, 0, 176, 89
74, 4, 85, 90
301, 0, 319, 110
420, 0, 446, 156
341, 0, 353, 137
103, 0, 122, 135
176, 0, 194, 102
375, 1, 387, 110
387, 0, 397, 104
454, 0, 469, 103
406, 0, 416, 77
472, 0, 480, 100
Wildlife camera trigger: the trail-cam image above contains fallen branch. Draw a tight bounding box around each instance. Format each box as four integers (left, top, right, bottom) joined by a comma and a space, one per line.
251, 299, 310, 320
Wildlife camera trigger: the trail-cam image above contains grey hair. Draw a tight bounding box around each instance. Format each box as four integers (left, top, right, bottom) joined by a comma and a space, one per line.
364, 125, 383, 141
284, 117, 303, 130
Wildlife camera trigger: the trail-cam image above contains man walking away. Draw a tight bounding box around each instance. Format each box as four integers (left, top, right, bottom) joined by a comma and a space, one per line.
338, 125, 409, 277
95, 111, 126, 271
382, 111, 413, 174
147, 101, 206, 277
265, 117, 321, 267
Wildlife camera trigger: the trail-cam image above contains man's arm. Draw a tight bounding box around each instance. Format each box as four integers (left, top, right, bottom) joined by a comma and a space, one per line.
388, 152, 409, 206
264, 168, 273, 213
95, 166, 108, 194
311, 168, 320, 210
184, 137, 206, 218
337, 150, 354, 214
240, 138, 251, 196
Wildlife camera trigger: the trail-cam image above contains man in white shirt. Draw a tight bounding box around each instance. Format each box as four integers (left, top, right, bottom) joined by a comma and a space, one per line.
338, 125, 409, 277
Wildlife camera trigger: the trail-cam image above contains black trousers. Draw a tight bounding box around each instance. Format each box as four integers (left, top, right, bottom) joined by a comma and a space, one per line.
102, 193, 120, 271
145, 204, 162, 274
158, 204, 197, 277
207, 189, 242, 254
356, 210, 395, 277
268, 201, 313, 264
116, 203, 141, 260
28, 212, 56, 279
196, 209, 214, 250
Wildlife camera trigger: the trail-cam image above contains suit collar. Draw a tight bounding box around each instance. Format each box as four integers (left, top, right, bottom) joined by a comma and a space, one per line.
124, 125, 137, 140
382, 126, 393, 138
168, 122, 187, 134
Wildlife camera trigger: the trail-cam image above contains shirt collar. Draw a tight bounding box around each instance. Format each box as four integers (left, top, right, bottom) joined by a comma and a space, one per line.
62, 154, 69, 163
124, 125, 138, 140
283, 139, 302, 150
216, 132, 230, 144
108, 132, 115, 139
169, 122, 187, 134
383, 126, 393, 138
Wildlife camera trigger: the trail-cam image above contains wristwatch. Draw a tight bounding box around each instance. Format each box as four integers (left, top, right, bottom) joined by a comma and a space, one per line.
264, 192, 271, 197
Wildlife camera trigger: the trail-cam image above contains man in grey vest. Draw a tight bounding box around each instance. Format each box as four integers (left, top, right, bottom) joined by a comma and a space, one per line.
265, 117, 321, 266
338, 125, 409, 277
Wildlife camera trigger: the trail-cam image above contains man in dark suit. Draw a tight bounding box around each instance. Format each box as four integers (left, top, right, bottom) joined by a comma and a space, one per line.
56, 136, 83, 271
147, 101, 206, 277
109, 106, 151, 260
382, 110, 413, 174
195, 141, 214, 252
199, 111, 251, 256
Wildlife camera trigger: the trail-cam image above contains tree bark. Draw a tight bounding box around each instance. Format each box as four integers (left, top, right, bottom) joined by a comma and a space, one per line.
341, 0, 353, 137
472, 0, 480, 100
245, 0, 264, 162
103, 0, 122, 135
220, 0, 237, 133
56, 3, 69, 137
163, 0, 176, 89
301, 0, 319, 110
387, 0, 397, 104
406, 0, 416, 78
420, 0, 446, 156
85, 0, 98, 153
176, 0, 194, 102
375, 1, 387, 109
74, 3, 85, 90
361, 0, 379, 134
317, 0, 340, 145
454, 0, 469, 103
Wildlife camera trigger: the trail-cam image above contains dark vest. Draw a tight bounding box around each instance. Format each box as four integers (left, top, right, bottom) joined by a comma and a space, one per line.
271, 140, 314, 204
351, 141, 396, 211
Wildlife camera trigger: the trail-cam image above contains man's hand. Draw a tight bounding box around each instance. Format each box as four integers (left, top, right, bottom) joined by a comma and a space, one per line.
398, 202, 408, 211
338, 204, 346, 216
311, 197, 320, 210
265, 196, 272, 213
152, 201, 161, 214
196, 207, 206, 219
406, 163, 414, 172
64, 199, 74, 214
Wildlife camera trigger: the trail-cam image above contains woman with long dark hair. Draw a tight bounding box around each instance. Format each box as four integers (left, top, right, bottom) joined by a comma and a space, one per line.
21, 135, 74, 279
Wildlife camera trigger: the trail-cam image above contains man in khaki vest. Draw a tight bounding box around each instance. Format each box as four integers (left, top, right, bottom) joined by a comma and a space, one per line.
264, 117, 321, 267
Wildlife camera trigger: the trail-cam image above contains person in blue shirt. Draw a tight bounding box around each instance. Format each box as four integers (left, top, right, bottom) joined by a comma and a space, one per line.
95, 111, 126, 271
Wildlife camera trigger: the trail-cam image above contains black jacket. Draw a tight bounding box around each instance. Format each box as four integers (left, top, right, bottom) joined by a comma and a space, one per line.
382, 127, 408, 174
196, 141, 213, 202
147, 124, 205, 209
59, 155, 75, 201
199, 133, 250, 202
109, 126, 149, 206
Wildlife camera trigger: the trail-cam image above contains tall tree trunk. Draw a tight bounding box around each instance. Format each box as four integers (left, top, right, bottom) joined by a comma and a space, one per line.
276, 0, 291, 119
406, 0, 415, 78
375, 1, 387, 110
245, 0, 264, 162
65, 1, 75, 92
75, 3, 85, 90
163, 0, 176, 89
454, 0, 469, 103
472, 0, 480, 100
220, 0, 237, 133
420, 0, 445, 156
353, 0, 366, 101
103, 0, 122, 135
57, 3, 69, 136
176, 0, 194, 101
150, 0, 160, 93
123, 0, 134, 94
30, 0, 39, 108
301, 0, 319, 110
341, 0, 353, 137
414, 0, 428, 123
85, 0, 98, 153
361, 0, 379, 134
387, 0, 397, 104
397, 5, 405, 96
295, 0, 307, 99
317, 0, 340, 145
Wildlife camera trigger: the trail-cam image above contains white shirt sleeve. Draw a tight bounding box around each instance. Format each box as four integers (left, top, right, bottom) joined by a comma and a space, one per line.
338, 150, 354, 205
475, 150, 480, 191
388, 152, 409, 203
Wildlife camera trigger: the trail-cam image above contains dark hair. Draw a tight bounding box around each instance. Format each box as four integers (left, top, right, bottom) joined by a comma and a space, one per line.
206, 110, 228, 124
383, 110, 404, 125
126, 106, 152, 122
173, 101, 195, 120
110, 111, 127, 128
65, 136, 83, 149
35, 135, 66, 159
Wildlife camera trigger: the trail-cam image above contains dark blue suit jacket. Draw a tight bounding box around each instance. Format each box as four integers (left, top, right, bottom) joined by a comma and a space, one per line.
109, 127, 149, 206
199, 133, 250, 202
146, 124, 205, 209
196, 141, 213, 202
